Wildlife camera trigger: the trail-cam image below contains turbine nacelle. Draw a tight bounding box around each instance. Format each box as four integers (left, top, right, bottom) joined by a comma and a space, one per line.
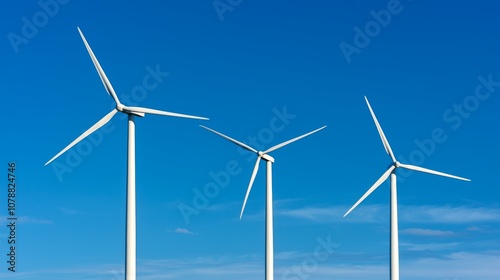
116, 103, 125, 112
127, 111, 146, 117
259, 152, 275, 163
118, 103, 145, 117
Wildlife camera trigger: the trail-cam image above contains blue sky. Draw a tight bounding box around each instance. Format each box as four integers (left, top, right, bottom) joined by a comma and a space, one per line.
1, 0, 499, 279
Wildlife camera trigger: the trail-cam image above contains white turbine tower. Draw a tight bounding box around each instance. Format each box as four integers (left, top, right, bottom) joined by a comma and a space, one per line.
200, 124, 326, 280
344, 96, 470, 280
45, 27, 208, 280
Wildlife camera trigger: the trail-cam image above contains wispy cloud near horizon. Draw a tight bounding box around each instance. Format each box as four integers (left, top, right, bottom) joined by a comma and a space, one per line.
401, 228, 456, 237
11, 216, 53, 224
168, 228, 196, 235
6, 250, 499, 280
277, 204, 500, 224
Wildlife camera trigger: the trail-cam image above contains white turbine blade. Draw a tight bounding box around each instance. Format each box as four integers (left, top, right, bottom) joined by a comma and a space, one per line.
45, 109, 118, 166
398, 163, 471, 181
364, 96, 396, 162
240, 157, 261, 219
200, 125, 258, 154
77, 27, 121, 106
264, 125, 327, 154
344, 165, 395, 217
124, 106, 208, 120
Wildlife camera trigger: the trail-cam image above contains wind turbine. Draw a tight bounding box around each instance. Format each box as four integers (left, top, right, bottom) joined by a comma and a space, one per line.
343, 96, 470, 280
45, 27, 208, 280
200, 124, 326, 280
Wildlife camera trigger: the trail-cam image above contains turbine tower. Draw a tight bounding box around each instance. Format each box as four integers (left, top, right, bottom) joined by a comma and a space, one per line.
344, 96, 470, 280
200, 125, 326, 280
45, 27, 208, 280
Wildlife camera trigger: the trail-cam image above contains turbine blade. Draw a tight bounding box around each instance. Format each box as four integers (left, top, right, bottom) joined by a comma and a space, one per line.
77, 27, 121, 106
200, 125, 258, 154
344, 165, 395, 217
264, 125, 327, 154
45, 109, 118, 166
124, 106, 208, 120
398, 163, 470, 181
240, 157, 261, 219
364, 96, 396, 162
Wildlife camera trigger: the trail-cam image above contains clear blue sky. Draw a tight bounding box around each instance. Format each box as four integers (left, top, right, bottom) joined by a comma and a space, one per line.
1, 0, 499, 279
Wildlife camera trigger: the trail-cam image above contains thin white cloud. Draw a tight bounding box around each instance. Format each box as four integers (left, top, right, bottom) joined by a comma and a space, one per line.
273, 198, 305, 206
278, 204, 500, 224
278, 206, 339, 221
16, 216, 53, 224
400, 205, 500, 223
467, 225, 483, 231
401, 228, 455, 237
135, 257, 262, 280
404, 251, 500, 279
400, 242, 460, 251
279, 251, 500, 279
168, 228, 195, 235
